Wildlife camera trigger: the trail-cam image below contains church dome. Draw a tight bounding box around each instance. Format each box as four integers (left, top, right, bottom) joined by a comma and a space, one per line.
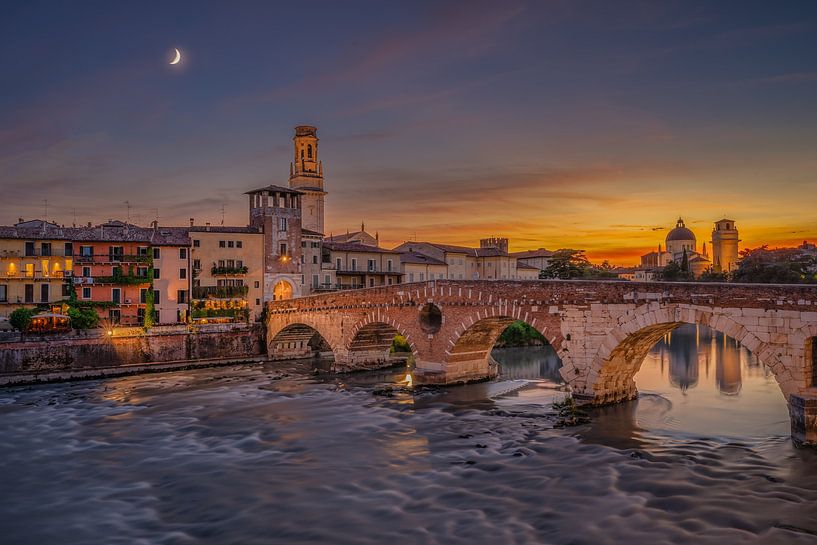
666, 218, 695, 243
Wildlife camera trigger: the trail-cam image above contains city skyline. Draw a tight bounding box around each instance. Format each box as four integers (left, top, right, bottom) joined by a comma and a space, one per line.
3, 1, 816, 264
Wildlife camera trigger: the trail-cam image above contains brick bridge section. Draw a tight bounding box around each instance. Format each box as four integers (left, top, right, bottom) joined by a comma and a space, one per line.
266, 280, 817, 445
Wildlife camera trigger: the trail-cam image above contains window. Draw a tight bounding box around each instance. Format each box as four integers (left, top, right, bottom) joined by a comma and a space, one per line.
179, 268, 187, 279
351, 258, 357, 271
301, 241, 307, 248
39, 283, 49, 303
140, 289, 148, 304
177, 290, 188, 304
111, 288, 121, 304
336, 258, 342, 270
137, 308, 145, 325
193, 259, 201, 270
112, 266, 122, 277
137, 246, 148, 256
110, 246, 124, 261
236, 241, 242, 248
324, 275, 330, 286
179, 248, 187, 259
24, 284, 34, 303
82, 266, 91, 277
218, 260, 225, 268
0, 285, 6, 302
368, 259, 375, 271
254, 281, 260, 289
80, 246, 93, 257
419, 273, 424, 281
226, 259, 235, 268
279, 243, 287, 256
237, 260, 243, 268
136, 266, 148, 277
193, 239, 200, 247
109, 309, 121, 324
312, 275, 319, 288
153, 248, 160, 259
387, 259, 393, 272
255, 298, 260, 305
279, 218, 288, 231
62, 283, 71, 297
64, 243, 73, 257
228, 241, 234, 248
409, 273, 414, 282
82, 287, 91, 299
25, 242, 35, 256
369, 278, 375, 287
312, 255, 318, 264
154, 290, 160, 304
219, 241, 226, 248
40, 243, 52, 256
307, 144, 313, 158
153, 268, 160, 279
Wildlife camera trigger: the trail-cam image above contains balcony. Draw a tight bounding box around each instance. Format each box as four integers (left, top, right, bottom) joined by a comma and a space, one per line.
74, 254, 152, 264
91, 274, 151, 285
211, 265, 248, 275
192, 285, 249, 299
1, 250, 73, 258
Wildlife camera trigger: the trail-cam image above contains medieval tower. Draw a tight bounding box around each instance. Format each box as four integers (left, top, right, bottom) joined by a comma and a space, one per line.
289, 125, 326, 235
711, 219, 740, 273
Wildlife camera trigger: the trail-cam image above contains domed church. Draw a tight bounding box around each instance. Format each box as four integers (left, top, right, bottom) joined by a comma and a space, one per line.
641, 218, 711, 277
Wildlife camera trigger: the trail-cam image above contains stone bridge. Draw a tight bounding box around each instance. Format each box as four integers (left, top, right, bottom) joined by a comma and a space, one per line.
266, 280, 817, 445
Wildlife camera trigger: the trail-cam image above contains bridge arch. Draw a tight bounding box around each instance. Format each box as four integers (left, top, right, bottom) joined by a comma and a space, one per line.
574, 304, 789, 405
267, 318, 338, 362
345, 314, 415, 366
445, 309, 562, 383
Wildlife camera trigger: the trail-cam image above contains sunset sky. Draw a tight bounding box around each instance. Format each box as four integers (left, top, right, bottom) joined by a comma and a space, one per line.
2, 1, 816, 264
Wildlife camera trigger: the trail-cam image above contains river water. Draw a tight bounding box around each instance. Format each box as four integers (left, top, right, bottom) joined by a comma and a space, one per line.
1, 324, 816, 545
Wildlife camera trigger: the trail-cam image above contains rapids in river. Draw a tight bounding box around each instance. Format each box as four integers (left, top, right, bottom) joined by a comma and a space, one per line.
1, 324, 816, 544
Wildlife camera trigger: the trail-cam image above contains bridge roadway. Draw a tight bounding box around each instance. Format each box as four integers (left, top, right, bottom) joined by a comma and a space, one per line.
266, 280, 817, 446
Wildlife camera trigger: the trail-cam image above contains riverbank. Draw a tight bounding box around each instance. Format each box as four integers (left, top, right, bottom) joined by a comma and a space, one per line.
0, 323, 265, 380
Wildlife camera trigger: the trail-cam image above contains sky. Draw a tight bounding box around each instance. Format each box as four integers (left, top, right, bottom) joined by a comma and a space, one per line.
1, 1, 816, 264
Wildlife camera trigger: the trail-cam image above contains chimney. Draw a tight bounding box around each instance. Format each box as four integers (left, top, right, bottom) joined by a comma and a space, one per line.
87, 222, 92, 227
18, 217, 23, 223
189, 218, 194, 227
151, 220, 158, 229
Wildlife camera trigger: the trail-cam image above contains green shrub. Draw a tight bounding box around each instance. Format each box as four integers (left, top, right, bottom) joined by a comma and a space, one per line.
67, 306, 100, 330
9, 308, 34, 332
391, 334, 412, 353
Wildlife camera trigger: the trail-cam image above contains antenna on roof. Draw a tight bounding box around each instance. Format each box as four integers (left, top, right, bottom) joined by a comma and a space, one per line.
220, 203, 226, 226
151, 208, 159, 224
125, 201, 131, 223
72, 208, 77, 227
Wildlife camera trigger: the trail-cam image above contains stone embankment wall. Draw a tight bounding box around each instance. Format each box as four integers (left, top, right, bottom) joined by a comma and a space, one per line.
0, 324, 265, 377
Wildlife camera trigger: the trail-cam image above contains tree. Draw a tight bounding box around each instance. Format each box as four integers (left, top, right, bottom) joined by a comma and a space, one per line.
698, 267, 729, 282
541, 249, 592, 279
9, 308, 34, 332
680, 248, 689, 273
67, 306, 100, 330
657, 261, 693, 282
732, 246, 817, 284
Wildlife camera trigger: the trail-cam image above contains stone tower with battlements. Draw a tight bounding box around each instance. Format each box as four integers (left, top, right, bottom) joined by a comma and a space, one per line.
711, 219, 740, 273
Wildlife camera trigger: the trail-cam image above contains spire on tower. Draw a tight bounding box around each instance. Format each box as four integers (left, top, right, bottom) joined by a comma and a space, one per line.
361, 221, 365, 232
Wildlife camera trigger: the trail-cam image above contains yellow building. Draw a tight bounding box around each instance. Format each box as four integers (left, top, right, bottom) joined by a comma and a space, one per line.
400, 251, 448, 283
189, 225, 264, 322
0, 220, 72, 318
394, 240, 534, 281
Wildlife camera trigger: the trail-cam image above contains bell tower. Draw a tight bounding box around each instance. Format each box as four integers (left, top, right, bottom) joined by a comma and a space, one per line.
289, 125, 325, 234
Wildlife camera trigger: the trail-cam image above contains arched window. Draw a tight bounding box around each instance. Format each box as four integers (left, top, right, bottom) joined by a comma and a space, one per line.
273, 280, 293, 301
307, 144, 313, 159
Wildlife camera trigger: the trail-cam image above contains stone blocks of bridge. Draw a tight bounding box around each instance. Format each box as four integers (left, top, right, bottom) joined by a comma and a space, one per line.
265, 280, 817, 445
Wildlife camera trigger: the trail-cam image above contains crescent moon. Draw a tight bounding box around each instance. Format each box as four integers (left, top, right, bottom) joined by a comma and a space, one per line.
170, 48, 181, 65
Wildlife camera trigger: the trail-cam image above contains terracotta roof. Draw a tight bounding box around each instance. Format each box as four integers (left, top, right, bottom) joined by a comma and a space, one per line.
67, 222, 190, 245
301, 228, 324, 237
400, 252, 447, 266
324, 241, 400, 254
511, 248, 554, 259
408, 242, 510, 257
188, 226, 262, 234
245, 184, 303, 195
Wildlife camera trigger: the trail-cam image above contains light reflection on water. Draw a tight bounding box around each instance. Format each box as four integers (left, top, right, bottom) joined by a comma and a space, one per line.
0, 326, 815, 545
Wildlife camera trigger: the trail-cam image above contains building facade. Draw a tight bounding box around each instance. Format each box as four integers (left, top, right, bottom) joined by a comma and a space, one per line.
189, 225, 264, 323
288, 125, 326, 235
323, 241, 402, 289
0, 220, 73, 317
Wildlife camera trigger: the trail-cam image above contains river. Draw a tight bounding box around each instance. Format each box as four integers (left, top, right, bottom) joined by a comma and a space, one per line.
0, 324, 815, 544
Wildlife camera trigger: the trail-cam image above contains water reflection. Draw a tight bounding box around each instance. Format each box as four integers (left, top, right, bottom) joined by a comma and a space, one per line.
493, 345, 562, 381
